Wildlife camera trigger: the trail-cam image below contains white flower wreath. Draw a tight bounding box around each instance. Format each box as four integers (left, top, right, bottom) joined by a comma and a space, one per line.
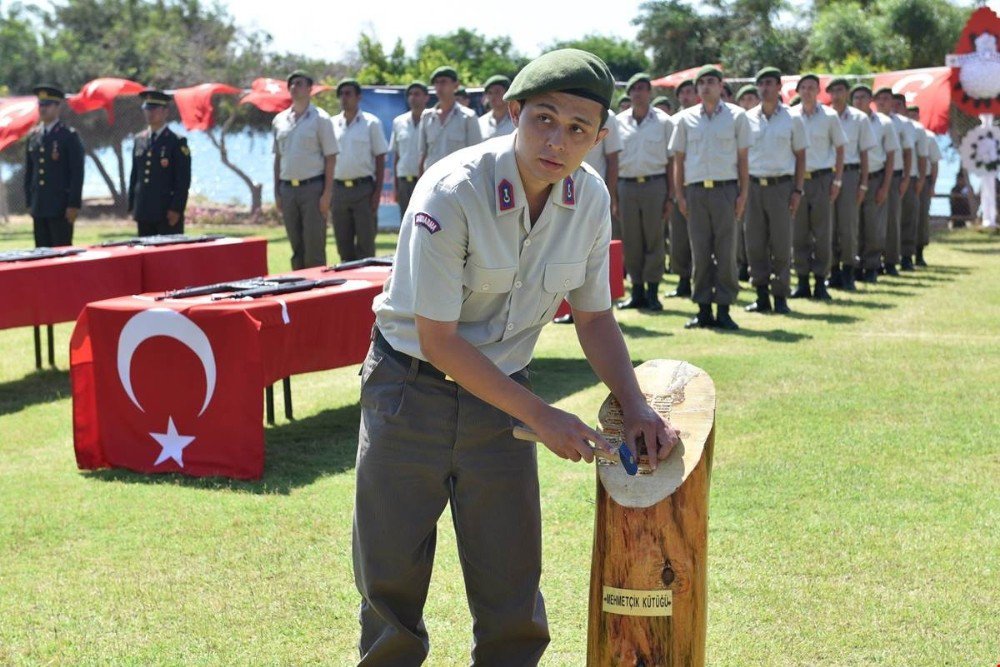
960, 125, 1000, 174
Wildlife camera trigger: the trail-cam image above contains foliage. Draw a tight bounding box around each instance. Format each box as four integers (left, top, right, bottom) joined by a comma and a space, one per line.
545, 34, 650, 81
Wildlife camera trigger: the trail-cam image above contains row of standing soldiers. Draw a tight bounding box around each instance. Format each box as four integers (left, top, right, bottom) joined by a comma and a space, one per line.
22, 85, 191, 247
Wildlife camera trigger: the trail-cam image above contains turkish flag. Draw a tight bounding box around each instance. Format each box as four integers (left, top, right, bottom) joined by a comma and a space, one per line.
66, 78, 146, 123
651, 65, 719, 89
173, 83, 241, 131
0, 96, 39, 151
780, 75, 833, 105
239, 78, 333, 113
872, 67, 951, 134
72, 303, 265, 479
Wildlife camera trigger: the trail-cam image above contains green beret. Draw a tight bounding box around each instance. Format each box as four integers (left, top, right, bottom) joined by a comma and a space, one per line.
139, 89, 172, 108
483, 75, 511, 91
626, 72, 652, 93
892, 92, 905, 102
736, 84, 759, 101
796, 73, 820, 90
652, 95, 672, 108
695, 65, 723, 83
406, 80, 428, 94
456, 87, 468, 97
826, 77, 850, 92
336, 78, 362, 95
873, 86, 893, 98
755, 66, 782, 84
676, 78, 695, 92
286, 70, 314, 87
430, 66, 459, 83
850, 83, 872, 97
722, 82, 733, 96
789, 94, 801, 106
33, 84, 65, 101
504, 48, 615, 110
906, 104, 919, 112
616, 94, 631, 110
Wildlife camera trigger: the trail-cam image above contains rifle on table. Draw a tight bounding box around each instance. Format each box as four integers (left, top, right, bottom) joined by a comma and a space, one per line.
98, 234, 227, 248
0, 247, 86, 263
212, 277, 347, 300
156, 276, 306, 300
324, 255, 394, 272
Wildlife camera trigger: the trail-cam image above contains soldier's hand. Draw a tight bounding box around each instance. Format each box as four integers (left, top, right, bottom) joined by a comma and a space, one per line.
899, 178, 909, 196
856, 187, 866, 206
527, 406, 608, 464
610, 197, 619, 221
876, 186, 889, 205
319, 190, 332, 218
789, 191, 802, 215
830, 183, 841, 202
167, 210, 180, 227
662, 198, 674, 222
677, 195, 688, 217
66, 208, 79, 224
735, 193, 747, 219
620, 397, 680, 471
914, 180, 924, 196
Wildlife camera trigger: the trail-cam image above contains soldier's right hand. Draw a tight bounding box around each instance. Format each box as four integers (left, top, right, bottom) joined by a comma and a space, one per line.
676, 195, 688, 217
526, 406, 610, 464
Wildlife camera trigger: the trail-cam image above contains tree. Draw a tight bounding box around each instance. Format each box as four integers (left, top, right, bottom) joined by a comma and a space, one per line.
634, 0, 724, 75
878, 0, 967, 69
0, 2, 42, 95
414, 29, 528, 83
546, 35, 650, 81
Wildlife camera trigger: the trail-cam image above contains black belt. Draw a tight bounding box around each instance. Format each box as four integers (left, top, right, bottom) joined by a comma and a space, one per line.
804, 168, 832, 180
280, 174, 324, 187
398, 175, 417, 183
843, 163, 861, 171
620, 174, 666, 183
892, 169, 903, 176
335, 175, 374, 187
687, 179, 737, 189
869, 169, 885, 179
751, 175, 793, 186
373, 328, 451, 382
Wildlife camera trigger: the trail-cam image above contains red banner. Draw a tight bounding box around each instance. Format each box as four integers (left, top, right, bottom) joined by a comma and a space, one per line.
873, 67, 951, 134
239, 78, 333, 113
173, 83, 241, 131
66, 78, 146, 123
0, 97, 39, 151
780, 75, 834, 105
651, 65, 720, 89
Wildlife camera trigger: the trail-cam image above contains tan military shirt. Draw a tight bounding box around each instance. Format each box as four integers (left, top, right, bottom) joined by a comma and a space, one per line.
888, 113, 914, 172
835, 105, 877, 165
746, 103, 809, 176
669, 101, 753, 184
865, 111, 901, 173
616, 107, 673, 178
925, 129, 941, 167
479, 111, 515, 140
389, 111, 422, 178
332, 110, 388, 180
907, 118, 929, 178
375, 133, 612, 374
272, 103, 339, 180
583, 115, 623, 179
791, 103, 847, 171
419, 104, 482, 169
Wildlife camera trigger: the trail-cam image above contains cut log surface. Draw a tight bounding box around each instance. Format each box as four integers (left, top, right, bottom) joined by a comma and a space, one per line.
587, 359, 716, 667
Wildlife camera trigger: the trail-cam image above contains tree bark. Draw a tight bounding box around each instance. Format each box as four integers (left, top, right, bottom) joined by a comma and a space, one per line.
86, 148, 127, 213
206, 114, 263, 214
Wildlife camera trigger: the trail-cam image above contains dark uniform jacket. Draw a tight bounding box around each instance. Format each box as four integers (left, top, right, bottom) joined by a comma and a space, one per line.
23, 121, 85, 218
128, 126, 192, 222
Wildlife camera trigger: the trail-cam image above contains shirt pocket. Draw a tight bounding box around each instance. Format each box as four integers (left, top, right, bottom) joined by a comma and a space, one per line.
460, 264, 518, 338
536, 260, 587, 323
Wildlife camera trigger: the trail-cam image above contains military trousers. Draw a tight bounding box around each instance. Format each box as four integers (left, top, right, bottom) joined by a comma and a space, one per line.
32, 215, 73, 248
618, 177, 667, 285
137, 216, 184, 237
333, 178, 377, 263
792, 171, 834, 278
917, 182, 933, 248
396, 175, 418, 221
884, 172, 904, 265
858, 171, 889, 270
280, 178, 327, 269
746, 179, 794, 297
669, 206, 692, 279
685, 182, 739, 305
353, 334, 550, 666
900, 183, 920, 257
831, 168, 861, 266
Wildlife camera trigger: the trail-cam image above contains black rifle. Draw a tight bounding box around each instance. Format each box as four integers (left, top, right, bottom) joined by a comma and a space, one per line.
98, 234, 228, 248
156, 276, 306, 300
213, 278, 347, 300
324, 255, 394, 272
0, 247, 86, 263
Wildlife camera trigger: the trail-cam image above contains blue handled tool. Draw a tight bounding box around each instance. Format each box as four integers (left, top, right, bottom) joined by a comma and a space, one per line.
512, 426, 639, 476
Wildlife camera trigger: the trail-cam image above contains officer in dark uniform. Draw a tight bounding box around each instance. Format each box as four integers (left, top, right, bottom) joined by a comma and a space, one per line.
128, 89, 192, 236
23, 85, 85, 247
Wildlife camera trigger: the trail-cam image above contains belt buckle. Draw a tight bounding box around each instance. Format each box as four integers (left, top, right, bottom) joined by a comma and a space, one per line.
637, 176, 646, 184
345, 179, 354, 188
804, 172, 812, 180
291, 179, 300, 187
405, 176, 415, 183
760, 177, 769, 186
704, 180, 714, 189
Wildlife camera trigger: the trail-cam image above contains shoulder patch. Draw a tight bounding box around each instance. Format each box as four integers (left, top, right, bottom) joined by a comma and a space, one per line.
562, 176, 575, 206
414, 212, 441, 234
498, 179, 515, 211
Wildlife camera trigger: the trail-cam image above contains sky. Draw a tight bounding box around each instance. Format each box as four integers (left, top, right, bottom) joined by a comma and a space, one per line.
226, 0, 648, 62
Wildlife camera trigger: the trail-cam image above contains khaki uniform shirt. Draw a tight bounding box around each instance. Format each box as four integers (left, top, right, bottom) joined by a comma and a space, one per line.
888, 113, 915, 171
835, 105, 877, 165
272, 103, 339, 180
865, 111, 901, 173
332, 110, 388, 180
583, 115, 623, 179
925, 129, 941, 170
389, 111, 422, 178
419, 104, 482, 169
479, 111, 515, 140
907, 118, 929, 177
616, 107, 674, 178
375, 133, 612, 375
746, 103, 809, 176
791, 103, 847, 171
669, 102, 753, 184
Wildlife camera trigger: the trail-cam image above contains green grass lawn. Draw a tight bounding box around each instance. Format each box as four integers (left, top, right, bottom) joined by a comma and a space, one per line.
0, 217, 997, 665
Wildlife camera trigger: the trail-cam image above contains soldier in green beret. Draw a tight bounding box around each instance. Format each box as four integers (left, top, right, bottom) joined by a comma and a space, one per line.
617, 93, 632, 112
908, 104, 939, 266
128, 89, 191, 237
24, 85, 85, 246
390, 81, 429, 220
893, 93, 928, 270
676, 78, 698, 109
736, 85, 759, 110
652, 95, 674, 114
353, 48, 680, 665
734, 84, 760, 281
418, 66, 481, 173
873, 86, 913, 275
479, 74, 514, 139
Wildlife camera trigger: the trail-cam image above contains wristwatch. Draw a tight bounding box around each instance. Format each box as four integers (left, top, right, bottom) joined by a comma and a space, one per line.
793, 187, 804, 195
833, 179, 843, 187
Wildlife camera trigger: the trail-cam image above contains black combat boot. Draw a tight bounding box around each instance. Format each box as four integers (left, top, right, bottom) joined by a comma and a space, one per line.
790, 274, 811, 298
645, 283, 663, 311
841, 265, 857, 292
617, 283, 646, 309
812, 274, 832, 301
715, 303, 739, 330
863, 267, 878, 283
827, 264, 843, 289
738, 263, 750, 282
900, 255, 915, 271
915, 246, 928, 267
773, 295, 791, 314
885, 263, 899, 276
668, 277, 691, 298
684, 303, 715, 329
745, 286, 772, 313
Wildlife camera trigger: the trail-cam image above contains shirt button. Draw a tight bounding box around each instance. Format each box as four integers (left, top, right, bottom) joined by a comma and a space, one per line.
39, 180, 45, 185
563, 279, 571, 287
481, 284, 490, 291
39, 169, 45, 174
514, 280, 522, 289
506, 323, 514, 331
523, 239, 532, 246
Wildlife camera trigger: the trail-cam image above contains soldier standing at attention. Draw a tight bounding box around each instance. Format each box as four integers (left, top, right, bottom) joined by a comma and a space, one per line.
734, 84, 760, 282
676, 78, 699, 110
873, 86, 913, 276
652, 95, 674, 115
910, 106, 940, 267
390, 81, 429, 219
825, 77, 875, 292
669, 66, 751, 330
128, 90, 191, 237
744, 67, 808, 315
789, 74, 846, 301
418, 66, 481, 174
851, 84, 899, 284
479, 75, 515, 140
331, 78, 388, 261
665, 77, 698, 298
616, 72, 674, 311
894, 93, 928, 271
24, 85, 84, 247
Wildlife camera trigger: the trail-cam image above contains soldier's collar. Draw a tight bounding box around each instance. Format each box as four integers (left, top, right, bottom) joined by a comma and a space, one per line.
494, 135, 527, 217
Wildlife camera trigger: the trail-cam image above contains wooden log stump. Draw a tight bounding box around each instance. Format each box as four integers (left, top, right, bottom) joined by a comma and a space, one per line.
587, 359, 716, 667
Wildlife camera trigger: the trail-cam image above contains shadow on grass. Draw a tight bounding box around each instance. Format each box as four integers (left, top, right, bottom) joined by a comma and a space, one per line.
932, 234, 998, 246
827, 297, 895, 310
82, 402, 363, 495
780, 310, 860, 324
619, 322, 675, 339
0, 369, 70, 417
707, 324, 811, 343
918, 264, 972, 275
952, 246, 999, 256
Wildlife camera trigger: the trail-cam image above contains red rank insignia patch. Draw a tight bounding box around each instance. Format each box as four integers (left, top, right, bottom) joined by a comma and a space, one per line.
563, 176, 575, 205
414, 212, 441, 234
498, 179, 515, 211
